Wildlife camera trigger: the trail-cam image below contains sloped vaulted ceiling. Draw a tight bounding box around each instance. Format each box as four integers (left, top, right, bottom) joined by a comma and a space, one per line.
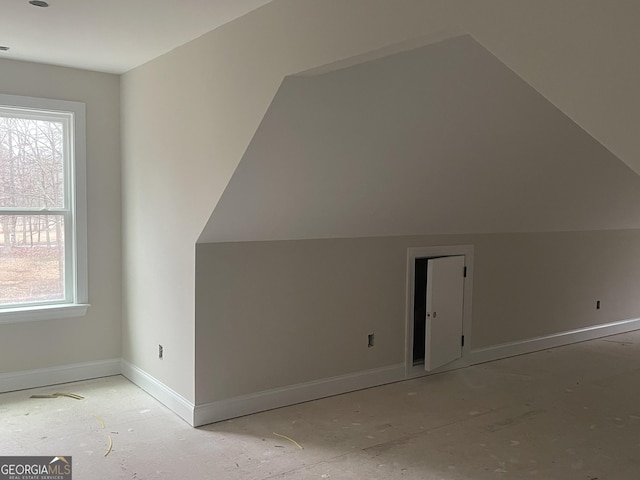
199, 35, 640, 243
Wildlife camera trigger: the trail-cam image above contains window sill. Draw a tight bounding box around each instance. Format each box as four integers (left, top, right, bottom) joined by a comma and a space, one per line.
0, 304, 90, 324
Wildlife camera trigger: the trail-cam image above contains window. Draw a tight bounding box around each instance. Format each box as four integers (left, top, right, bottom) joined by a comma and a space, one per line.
0, 94, 88, 323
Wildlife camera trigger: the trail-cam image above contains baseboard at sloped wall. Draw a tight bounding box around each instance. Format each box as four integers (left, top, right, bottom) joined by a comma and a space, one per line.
192, 317, 640, 427
120, 360, 195, 426
468, 317, 640, 365
193, 363, 405, 427
0, 358, 121, 394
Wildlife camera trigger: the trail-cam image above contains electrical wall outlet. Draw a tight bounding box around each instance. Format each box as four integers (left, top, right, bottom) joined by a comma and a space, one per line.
368, 333, 375, 348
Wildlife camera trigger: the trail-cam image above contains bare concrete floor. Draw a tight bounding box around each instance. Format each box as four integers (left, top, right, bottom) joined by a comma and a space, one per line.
2, 331, 640, 479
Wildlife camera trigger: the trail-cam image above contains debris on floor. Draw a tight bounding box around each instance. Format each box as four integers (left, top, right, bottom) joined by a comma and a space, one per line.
104, 435, 113, 457
30, 392, 84, 400
93, 415, 113, 457
273, 432, 303, 449
94, 415, 106, 429
28, 389, 115, 459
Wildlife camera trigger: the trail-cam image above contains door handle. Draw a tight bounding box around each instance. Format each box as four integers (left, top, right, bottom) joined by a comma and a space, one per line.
433, 311, 437, 318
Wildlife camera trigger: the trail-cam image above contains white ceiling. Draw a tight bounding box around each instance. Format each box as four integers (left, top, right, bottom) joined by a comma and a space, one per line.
0, 0, 272, 74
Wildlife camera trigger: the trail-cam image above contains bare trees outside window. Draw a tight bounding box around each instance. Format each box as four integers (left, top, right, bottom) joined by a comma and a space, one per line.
0, 95, 87, 321
0, 108, 69, 307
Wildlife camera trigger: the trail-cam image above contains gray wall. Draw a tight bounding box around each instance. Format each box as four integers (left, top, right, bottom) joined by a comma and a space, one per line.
122, 0, 640, 404
195, 230, 640, 403
193, 35, 640, 405
0, 58, 122, 373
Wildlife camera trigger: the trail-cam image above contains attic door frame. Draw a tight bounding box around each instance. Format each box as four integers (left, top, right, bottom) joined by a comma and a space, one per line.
405, 244, 474, 378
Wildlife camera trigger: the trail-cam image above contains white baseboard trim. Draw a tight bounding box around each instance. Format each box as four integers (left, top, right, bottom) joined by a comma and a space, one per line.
3, 318, 639, 428
468, 317, 640, 365
0, 358, 121, 394
193, 363, 405, 427
120, 360, 195, 426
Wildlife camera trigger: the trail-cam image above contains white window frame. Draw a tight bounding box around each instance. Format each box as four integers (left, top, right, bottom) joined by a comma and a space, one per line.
0, 94, 89, 323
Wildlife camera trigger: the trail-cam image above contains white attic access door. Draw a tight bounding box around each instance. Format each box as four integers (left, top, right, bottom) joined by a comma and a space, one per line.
405, 245, 474, 377
425, 255, 465, 371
